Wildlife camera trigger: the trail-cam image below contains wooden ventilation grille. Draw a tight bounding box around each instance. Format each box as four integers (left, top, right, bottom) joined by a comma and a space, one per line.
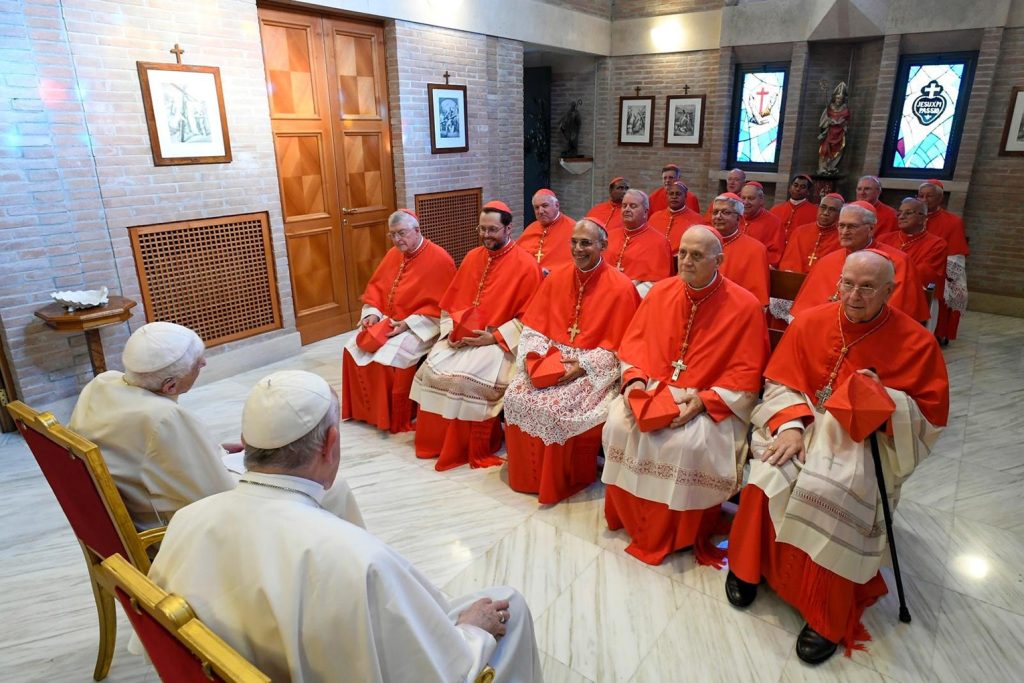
128, 212, 282, 348
415, 187, 482, 265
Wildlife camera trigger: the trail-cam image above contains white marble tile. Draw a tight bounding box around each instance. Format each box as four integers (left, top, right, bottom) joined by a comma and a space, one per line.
943, 515, 1024, 617
443, 517, 602, 619
779, 650, 889, 682
899, 454, 959, 512
539, 649, 594, 683
535, 550, 687, 683
630, 585, 792, 683
931, 588, 1024, 683
953, 461, 1024, 534
891, 499, 954, 587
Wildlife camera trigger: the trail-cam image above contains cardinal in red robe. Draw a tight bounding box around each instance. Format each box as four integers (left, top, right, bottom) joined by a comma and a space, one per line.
918, 180, 969, 342
855, 175, 898, 237
604, 189, 673, 297
727, 249, 948, 665
778, 193, 844, 274
504, 218, 640, 504
517, 188, 575, 270
602, 226, 769, 566
410, 201, 543, 470
586, 176, 629, 235
710, 193, 770, 306
769, 174, 818, 243
342, 210, 456, 433
741, 182, 785, 267
648, 163, 701, 214
879, 197, 948, 329
648, 181, 704, 257
791, 202, 929, 323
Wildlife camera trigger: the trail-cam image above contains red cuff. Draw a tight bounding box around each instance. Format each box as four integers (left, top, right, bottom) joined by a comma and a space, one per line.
766, 404, 813, 434
697, 390, 731, 422
621, 368, 647, 393
492, 329, 510, 353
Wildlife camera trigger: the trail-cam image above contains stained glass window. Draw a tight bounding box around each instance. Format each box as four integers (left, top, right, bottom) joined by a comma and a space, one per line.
882, 52, 976, 179
729, 65, 789, 170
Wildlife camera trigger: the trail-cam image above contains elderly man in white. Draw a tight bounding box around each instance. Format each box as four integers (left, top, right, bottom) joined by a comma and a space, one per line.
146, 371, 543, 683
69, 322, 361, 530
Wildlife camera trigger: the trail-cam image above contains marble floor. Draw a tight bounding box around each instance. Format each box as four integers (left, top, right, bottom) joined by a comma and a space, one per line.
1, 311, 1022, 682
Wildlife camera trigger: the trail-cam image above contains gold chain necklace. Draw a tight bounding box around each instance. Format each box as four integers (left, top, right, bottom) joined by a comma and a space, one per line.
807, 226, 834, 268
567, 266, 598, 342
813, 305, 891, 411
899, 230, 927, 249
669, 276, 724, 381
239, 477, 322, 509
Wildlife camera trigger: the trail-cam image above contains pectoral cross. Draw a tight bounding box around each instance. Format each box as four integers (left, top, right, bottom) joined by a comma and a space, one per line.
814, 384, 833, 412
567, 322, 581, 342
807, 252, 818, 268
535, 249, 544, 263
670, 359, 687, 382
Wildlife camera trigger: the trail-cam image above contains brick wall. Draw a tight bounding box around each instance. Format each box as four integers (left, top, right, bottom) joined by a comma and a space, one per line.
963, 27, 1024, 299
386, 21, 525, 230
0, 0, 292, 404
549, 49, 721, 216
613, 0, 723, 19
549, 61, 601, 219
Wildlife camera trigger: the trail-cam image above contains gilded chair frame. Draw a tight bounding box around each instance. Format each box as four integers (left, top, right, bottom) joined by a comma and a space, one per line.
6, 401, 166, 680
96, 554, 270, 682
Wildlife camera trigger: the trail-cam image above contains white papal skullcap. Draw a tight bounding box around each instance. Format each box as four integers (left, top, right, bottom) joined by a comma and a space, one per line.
122, 322, 201, 374
242, 370, 333, 449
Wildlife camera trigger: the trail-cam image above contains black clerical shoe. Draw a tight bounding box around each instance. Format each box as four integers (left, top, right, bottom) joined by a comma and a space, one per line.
725, 570, 757, 607
796, 623, 839, 664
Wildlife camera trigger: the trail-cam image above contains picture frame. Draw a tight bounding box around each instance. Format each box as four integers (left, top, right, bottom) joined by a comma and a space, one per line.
665, 95, 705, 147
136, 62, 231, 166
428, 83, 469, 154
618, 96, 655, 146
999, 86, 1024, 156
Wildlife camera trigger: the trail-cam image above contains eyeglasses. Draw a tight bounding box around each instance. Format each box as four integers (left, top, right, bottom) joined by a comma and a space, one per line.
837, 280, 878, 296
477, 225, 506, 236
711, 208, 738, 216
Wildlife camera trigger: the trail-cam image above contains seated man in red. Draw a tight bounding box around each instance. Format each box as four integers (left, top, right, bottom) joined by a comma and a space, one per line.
768, 173, 817, 243
740, 181, 784, 267
517, 188, 575, 270
778, 193, 844, 274
878, 197, 948, 331
342, 210, 455, 433
504, 218, 639, 504
605, 189, 673, 297
648, 181, 703, 257
601, 226, 768, 566
855, 175, 898, 237
790, 202, 929, 324
587, 176, 629, 235
726, 250, 948, 664
710, 193, 770, 306
648, 163, 700, 214
411, 201, 543, 470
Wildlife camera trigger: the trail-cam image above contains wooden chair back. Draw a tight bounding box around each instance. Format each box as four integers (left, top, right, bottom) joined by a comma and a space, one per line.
768, 269, 807, 350
96, 554, 270, 683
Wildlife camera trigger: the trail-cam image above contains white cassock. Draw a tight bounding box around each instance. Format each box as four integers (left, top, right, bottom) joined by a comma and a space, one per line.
146, 473, 543, 683
343, 303, 439, 369
69, 371, 363, 530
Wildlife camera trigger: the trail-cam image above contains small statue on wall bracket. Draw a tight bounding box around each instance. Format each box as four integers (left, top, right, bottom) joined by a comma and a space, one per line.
817, 81, 850, 176
558, 98, 583, 158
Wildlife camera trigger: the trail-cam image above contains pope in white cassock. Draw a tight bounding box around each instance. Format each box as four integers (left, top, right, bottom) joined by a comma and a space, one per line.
147, 370, 543, 683
69, 322, 362, 530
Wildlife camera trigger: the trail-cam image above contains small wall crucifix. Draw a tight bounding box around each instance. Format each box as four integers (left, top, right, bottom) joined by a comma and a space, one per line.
443, 70, 451, 85
169, 43, 185, 64
634, 86, 642, 96
682, 84, 690, 95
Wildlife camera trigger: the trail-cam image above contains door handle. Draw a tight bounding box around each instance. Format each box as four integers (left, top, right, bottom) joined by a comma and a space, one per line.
340, 207, 357, 215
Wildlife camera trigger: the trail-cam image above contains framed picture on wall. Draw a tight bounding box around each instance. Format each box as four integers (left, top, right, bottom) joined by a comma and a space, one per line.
999, 86, 1024, 156
618, 96, 655, 146
665, 95, 705, 146
428, 83, 469, 154
136, 62, 232, 166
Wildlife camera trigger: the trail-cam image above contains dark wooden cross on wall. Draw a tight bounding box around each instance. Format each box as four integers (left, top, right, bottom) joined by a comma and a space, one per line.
682, 84, 690, 94
170, 44, 185, 64
443, 70, 451, 85
634, 86, 642, 96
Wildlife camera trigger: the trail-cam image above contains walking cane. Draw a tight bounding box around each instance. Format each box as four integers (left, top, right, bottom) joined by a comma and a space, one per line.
869, 425, 911, 624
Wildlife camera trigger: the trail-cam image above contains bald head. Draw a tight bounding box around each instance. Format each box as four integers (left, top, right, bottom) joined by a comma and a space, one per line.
726, 168, 746, 194
840, 250, 895, 322
677, 225, 723, 289
897, 197, 926, 234
856, 175, 882, 204
532, 190, 561, 226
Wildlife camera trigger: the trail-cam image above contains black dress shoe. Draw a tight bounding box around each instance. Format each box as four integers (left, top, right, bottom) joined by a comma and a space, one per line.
796, 623, 839, 664
725, 570, 757, 607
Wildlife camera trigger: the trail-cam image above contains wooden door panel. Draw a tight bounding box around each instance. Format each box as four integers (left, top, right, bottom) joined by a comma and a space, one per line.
288, 230, 338, 311
342, 132, 385, 210
332, 30, 381, 119
261, 21, 320, 119
275, 133, 330, 221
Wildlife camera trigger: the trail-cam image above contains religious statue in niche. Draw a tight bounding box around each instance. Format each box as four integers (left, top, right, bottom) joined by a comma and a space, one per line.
817, 81, 850, 176
558, 99, 583, 158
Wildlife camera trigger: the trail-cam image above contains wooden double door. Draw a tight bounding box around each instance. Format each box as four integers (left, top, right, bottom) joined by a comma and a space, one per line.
258, 7, 395, 343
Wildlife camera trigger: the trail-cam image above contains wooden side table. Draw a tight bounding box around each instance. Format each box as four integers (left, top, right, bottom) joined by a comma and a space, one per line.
35, 296, 137, 376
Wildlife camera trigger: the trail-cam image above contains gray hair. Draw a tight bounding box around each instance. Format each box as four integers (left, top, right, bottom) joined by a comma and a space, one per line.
124, 335, 205, 392
841, 203, 878, 227
243, 391, 340, 471
576, 218, 609, 243
713, 194, 744, 215
858, 175, 882, 190
623, 189, 649, 212
388, 210, 419, 231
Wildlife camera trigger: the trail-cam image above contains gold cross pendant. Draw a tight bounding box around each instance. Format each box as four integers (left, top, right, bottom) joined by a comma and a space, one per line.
670, 359, 687, 381
814, 384, 832, 412
567, 322, 581, 341
536, 250, 544, 263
